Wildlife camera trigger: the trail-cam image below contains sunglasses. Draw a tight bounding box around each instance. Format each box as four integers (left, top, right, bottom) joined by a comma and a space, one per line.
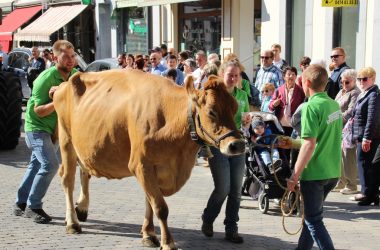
260, 56, 272, 60
261, 90, 270, 93
357, 77, 369, 82
330, 55, 343, 59
341, 80, 351, 85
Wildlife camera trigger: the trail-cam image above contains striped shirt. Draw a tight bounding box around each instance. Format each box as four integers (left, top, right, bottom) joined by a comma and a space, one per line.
254, 65, 284, 98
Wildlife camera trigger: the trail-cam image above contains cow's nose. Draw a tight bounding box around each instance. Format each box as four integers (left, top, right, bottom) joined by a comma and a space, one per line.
226, 139, 246, 155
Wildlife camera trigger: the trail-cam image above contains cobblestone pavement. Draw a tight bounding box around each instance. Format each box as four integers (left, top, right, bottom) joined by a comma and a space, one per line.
1, 128, 379, 249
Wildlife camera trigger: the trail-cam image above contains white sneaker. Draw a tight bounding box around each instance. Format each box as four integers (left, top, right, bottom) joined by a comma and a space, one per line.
340, 188, 359, 195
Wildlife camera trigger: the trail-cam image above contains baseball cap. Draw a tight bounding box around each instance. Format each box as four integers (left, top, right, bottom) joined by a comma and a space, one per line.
251, 119, 265, 129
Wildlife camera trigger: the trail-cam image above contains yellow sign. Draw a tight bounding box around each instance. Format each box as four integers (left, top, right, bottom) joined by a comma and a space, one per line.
322, 0, 358, 7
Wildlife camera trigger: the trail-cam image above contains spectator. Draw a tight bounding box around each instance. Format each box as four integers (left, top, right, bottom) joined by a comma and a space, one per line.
162, 68, 177, 82
168, 47, 177, 56
196, 62, 219, 89
271, 43, 288, 72
143, 54, 151, 72
183, 58, 196, 78
117, 53, 127, 69
193, 50, 207, 84
27, 46, 46, 90
13, 40, 78, 224
333, 69, 361, 195
201, 60, 249, 244
223, 53, 249, 82
125, 54, 134, 69
207, 53, 220, 66
177, 50, 189, 72
260, 83, 276, 112
254, 50, 284, 99
149, 52, 167, 75
43, 49, 53, 69
269, 66, 305, 136
160, 43, 168, 60
297, 56, 311, 87
133, 58, 145, 71
0, 44, 8, 70
351, 67, 380, 206
161, 54, 184, 85
326, 47, 350, 99
287, 64, 342, 250
150, 46, 167, 67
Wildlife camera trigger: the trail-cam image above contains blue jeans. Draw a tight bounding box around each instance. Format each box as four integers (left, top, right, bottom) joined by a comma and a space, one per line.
260, 148, 280, 166
16, 131, 59, 209
202, 147, 245, 233
297, 178, 338, 250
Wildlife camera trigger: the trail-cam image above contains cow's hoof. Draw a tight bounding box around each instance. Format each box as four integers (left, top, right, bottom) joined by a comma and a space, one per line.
160, 242, 177, 250
142, 236, 160, 248
75, 207, 88, 222
66, 223, 82, 234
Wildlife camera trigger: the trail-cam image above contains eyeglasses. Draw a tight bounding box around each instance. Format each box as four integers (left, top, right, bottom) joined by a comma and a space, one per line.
357, 77, 369, 82
260, 56, 272, 60
341, 80, 351, 85
330, 55, 343, 59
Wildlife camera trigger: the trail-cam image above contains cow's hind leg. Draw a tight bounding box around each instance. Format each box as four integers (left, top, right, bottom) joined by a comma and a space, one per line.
75, 166, 90, 222
135, 165, 177, 250
141, 197, 160, 247
59, 133, 82, 234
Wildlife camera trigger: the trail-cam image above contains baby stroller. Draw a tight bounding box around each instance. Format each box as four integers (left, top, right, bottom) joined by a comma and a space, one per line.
241, 112, 294, 214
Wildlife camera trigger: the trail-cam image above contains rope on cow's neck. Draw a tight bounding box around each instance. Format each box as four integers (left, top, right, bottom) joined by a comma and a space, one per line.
270, 136, 304, 235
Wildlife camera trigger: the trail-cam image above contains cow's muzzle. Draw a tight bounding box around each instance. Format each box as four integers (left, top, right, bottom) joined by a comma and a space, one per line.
222, 138, 246, 155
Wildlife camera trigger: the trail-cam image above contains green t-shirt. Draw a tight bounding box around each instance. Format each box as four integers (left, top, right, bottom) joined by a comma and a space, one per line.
241, 79, 252, 97
300, 92, 342, 181
25, 66, 77, 134
232, 87, 250, 128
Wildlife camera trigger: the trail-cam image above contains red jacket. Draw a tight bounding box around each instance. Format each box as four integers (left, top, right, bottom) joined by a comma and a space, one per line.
269, 83, 305, 120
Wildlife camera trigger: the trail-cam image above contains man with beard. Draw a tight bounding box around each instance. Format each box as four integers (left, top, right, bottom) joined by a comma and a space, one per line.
13, 40, 78, 224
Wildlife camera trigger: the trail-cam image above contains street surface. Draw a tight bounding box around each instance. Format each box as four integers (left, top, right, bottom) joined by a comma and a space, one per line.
0, 112, 379, 249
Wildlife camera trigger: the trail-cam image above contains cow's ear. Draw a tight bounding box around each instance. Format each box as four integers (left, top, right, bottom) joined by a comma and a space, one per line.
184, 75, 198, 101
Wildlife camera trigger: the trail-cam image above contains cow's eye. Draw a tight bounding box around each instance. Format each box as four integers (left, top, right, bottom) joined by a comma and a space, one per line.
208, 110, 218, 119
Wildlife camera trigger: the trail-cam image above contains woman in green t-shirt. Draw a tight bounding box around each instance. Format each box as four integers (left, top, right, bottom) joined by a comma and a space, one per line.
201, 60, 249, 244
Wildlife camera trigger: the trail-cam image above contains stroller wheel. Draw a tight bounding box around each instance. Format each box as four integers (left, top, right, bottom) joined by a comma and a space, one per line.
258, 193, 269, 214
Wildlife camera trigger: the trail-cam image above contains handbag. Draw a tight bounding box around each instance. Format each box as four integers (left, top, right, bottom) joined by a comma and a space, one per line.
342, 118, 355, 149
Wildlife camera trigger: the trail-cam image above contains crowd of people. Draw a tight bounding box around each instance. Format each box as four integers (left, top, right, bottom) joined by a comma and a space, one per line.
11, 39, 379, 249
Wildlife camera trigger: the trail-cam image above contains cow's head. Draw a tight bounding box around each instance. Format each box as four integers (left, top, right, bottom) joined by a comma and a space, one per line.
185, 75, 245, 155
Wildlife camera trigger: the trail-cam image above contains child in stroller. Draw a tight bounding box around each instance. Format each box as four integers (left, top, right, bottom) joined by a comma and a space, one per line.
241, 112, 292, 213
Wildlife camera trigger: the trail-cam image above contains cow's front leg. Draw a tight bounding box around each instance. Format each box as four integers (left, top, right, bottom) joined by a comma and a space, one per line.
75, 167, 90, 222
141, 197, 160, 247
134, 165, 177, 250
59, 137, 81, 234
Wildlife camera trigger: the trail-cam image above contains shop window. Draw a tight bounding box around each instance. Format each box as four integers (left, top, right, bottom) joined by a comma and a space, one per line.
333, 7, 359, 67
288, 0, 306, 71
123, 7, 149, 55
178, 1, 221, 57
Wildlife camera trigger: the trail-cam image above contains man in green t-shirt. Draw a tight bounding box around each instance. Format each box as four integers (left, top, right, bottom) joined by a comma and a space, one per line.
287, 64, 342, 250
13, 40, 77, 224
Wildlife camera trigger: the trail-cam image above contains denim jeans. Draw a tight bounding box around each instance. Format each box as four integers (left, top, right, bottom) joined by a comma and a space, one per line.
16, 131, 59, 209
297, 178, 338, 250
260, 148, 280, 166
202, 147, 245, 234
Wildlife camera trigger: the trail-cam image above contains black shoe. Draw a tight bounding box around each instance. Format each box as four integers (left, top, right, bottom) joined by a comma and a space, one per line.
13, 203, 26, 216
225, 232, 244, 243
358, 196, 380, 206
24, 207, 52, 224
201, 222, 213, 237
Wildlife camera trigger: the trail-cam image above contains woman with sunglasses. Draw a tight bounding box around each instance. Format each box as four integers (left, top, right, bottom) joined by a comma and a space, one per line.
333, 69, 361, 195
352, 67, 380, 206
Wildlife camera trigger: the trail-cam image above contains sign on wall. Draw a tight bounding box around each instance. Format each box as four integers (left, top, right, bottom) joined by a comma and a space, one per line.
322, 0, 358, 7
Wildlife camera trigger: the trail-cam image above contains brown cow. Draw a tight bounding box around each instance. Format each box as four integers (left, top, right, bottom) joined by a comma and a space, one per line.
53, 69, 245, 250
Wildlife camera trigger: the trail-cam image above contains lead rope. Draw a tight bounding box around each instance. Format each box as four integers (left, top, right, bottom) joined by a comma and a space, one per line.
270, 136, 304, 235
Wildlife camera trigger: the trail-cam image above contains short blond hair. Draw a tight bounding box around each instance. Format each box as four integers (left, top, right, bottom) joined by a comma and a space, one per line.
332, 47, 346, 56
358, 67, 376, 81
261, 82, 275, 92
223, 53, 245, 72
52, 40, 74, 57
271, 43, 282, 51
302, 64, 328, 91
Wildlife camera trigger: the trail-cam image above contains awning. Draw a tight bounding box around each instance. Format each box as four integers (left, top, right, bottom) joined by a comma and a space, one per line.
14, 4, 87, 42
0, 6, 42, 52
136, 0, 199, 7
116, 0, 199, 8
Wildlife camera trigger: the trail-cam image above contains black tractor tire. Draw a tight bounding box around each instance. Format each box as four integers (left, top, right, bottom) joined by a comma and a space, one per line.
0, 72, 23, 150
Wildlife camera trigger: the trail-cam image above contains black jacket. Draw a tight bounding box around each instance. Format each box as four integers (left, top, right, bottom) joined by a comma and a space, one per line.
326, 62, 350, 99
352, 85, 380, 142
